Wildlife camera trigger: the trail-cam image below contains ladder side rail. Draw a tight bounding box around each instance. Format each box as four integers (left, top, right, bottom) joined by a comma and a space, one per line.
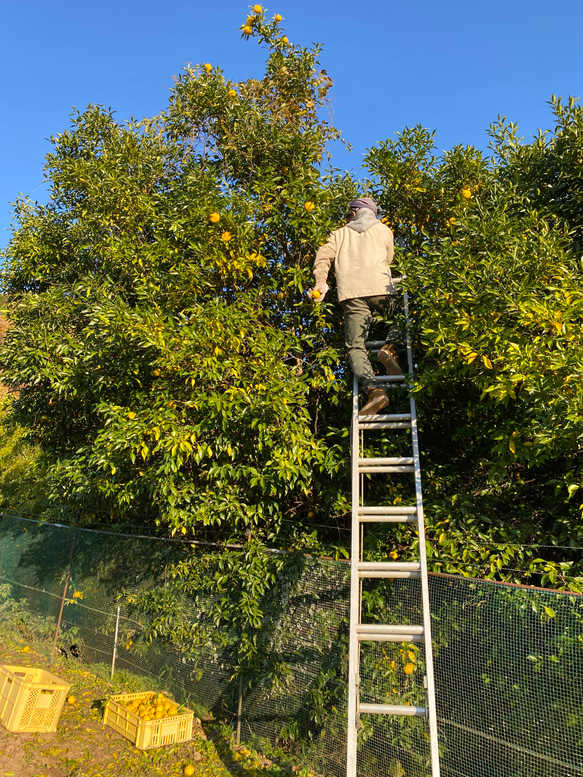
410, 397, 440, 776
405, 288, 441, 776
346, 374, 361, 777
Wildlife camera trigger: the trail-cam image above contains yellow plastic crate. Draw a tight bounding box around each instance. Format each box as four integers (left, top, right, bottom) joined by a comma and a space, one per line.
0, 665, 70, 733
103, 691, 194, 750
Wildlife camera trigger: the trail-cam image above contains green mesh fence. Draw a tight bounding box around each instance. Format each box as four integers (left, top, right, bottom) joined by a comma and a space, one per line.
0, 513, 582, 777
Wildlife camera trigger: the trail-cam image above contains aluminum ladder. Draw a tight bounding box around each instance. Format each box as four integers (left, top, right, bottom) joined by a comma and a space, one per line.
346, 291, 441, 777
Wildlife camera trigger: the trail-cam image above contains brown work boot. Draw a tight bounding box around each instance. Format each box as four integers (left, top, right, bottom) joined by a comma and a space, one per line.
377, 344, 403, 376
359, 387, 389, 416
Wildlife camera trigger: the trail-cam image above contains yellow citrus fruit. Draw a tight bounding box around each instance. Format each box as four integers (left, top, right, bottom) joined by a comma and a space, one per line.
73, 590, 82, 598
221, 231, 232, 242
228, 89, 237, 97
243, 24, 253, 34
184, 766, 196, 776
304, 201, 315, 211
448, 217, 456, 225
307, 511, 315, 519
277, 292, 284, 299
311, 289, 320, 299
67, 695, 76, 704
204, 63, 212, 72
209, 212, 220, 223
282, 36, 289, 45
253, 4, 262, 12
152, 369, 161, 376
404, 663, 415, 674
22, 646, 30, 653
274, 13, 283, 21
461, 187, 472, 198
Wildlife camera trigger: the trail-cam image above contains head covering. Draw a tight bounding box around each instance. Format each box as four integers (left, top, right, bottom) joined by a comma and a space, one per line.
346, 207, 379, 233
348, 197, 378, 216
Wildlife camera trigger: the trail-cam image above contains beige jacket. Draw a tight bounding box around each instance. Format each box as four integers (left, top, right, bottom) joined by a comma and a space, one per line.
313, 209, 395, 302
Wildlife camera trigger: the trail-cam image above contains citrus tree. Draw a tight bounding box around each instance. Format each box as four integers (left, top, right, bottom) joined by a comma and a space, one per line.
2, 4, 583, 613
1, 8, 356, 550
365, 99, 583, 589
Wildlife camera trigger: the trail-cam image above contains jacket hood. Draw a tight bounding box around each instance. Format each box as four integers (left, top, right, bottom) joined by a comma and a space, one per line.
346, 207, 379, 233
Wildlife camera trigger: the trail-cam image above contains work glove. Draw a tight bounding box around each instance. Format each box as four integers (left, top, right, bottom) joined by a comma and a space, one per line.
308, 281, 329, 303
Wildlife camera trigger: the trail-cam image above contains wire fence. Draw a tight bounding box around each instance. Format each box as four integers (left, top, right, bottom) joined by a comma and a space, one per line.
0, 512, 582, 777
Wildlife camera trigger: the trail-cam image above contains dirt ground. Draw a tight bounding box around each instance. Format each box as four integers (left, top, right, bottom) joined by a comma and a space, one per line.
0, 640, 311, 777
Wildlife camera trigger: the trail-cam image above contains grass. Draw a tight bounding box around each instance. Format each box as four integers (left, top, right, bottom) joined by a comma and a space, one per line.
0, 637, 318, 777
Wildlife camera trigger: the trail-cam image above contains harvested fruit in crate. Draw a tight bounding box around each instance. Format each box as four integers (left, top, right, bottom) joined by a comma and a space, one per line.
103, 690, 194, 749
125, 692, 180, 720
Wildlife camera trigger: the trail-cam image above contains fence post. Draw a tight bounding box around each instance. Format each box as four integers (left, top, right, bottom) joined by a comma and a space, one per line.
51, 513, 79, 663
111, 606, 121, 679
236, 674, 243, 746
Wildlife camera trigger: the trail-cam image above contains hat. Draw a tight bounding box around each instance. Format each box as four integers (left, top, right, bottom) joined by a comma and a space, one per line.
348, 197, 377, 216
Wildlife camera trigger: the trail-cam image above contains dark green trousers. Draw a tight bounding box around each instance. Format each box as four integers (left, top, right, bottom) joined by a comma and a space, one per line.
343, 295, 401, 393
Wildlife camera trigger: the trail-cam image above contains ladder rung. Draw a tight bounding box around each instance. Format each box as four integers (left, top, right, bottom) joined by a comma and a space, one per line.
358, 624, 424, 635
357, 506, 418, 523
360, 571, 420, 578
358, 506, 417, 514
358, 562, 421, 579
358, 466, 415, 474
358, 457, 414, 466
359, 414, 411, 422
359, 422, 411, 430
358, 413, 412, 431
359, 703, 426, 717
358, 514, 417, 523
358, 420, 411, 430
365, 340, 393, 348
356, 625, 425, 642
372, 375, 406, 382
359, 562, 420, 572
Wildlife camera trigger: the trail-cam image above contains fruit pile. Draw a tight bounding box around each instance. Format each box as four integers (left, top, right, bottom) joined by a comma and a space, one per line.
124, 692, 181, 721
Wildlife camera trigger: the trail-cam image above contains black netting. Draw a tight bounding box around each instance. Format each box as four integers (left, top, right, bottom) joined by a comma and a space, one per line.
0, 513, 582, 777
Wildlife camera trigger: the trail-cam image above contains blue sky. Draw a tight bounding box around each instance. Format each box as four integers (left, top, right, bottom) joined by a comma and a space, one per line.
1, 0, 582, 252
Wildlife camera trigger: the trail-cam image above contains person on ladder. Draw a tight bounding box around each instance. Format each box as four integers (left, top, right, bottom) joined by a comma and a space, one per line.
309, 197, 402, 415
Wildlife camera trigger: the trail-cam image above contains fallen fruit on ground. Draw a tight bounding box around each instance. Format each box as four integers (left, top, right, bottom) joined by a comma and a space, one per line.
67, 695, 76, 704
